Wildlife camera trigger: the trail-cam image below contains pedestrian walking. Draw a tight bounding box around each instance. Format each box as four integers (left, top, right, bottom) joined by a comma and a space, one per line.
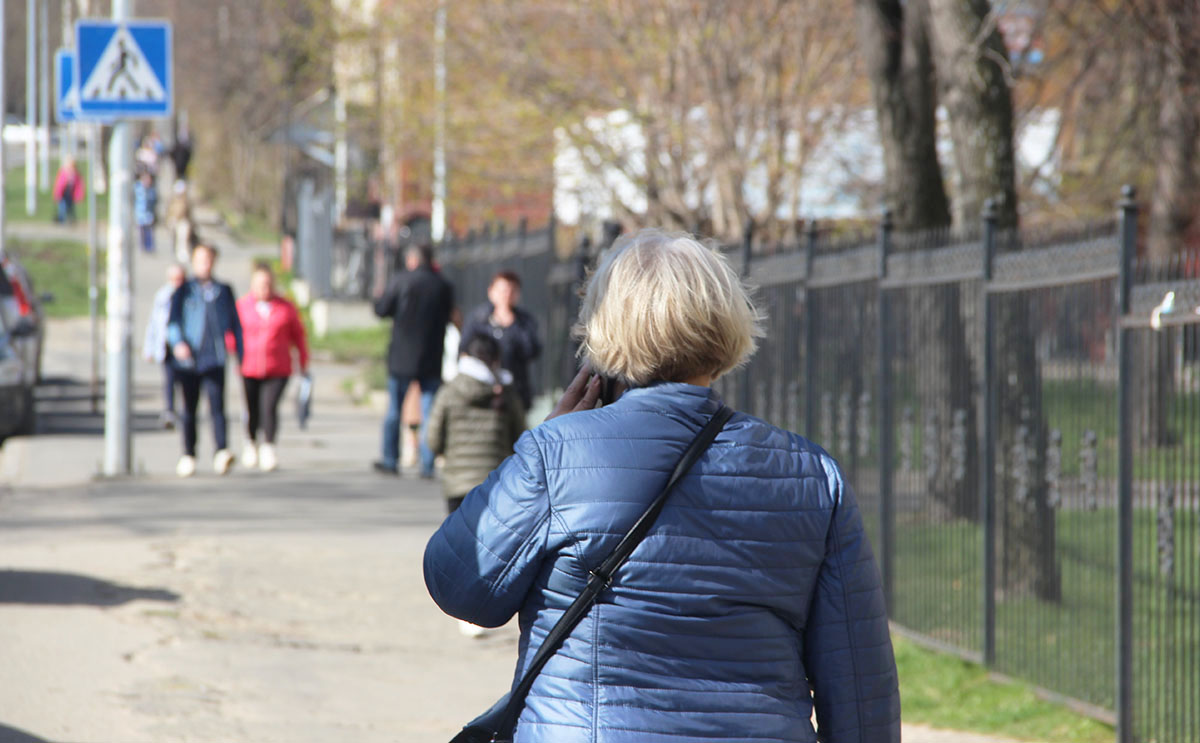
171, 126, 193, 180
166, 180, 194, 264
167, 243, 243, 478
136, 136, 160, 178
427, 330, 525, 638
425, 229, 899, 742
134, 171, 158, 254
459, 270, 542, 411
52, 157, 84, 224
372, 244, 456, 477
142, 263, 187, 429
235, 263, 309, 472
426, 331, 525, 514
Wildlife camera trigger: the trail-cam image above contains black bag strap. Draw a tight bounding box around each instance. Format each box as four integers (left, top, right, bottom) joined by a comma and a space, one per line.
493, 403, 734, 737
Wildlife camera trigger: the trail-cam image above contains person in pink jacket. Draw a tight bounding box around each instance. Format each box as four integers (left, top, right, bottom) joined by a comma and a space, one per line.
236, 263, 309, 472
53, 157, 85, 224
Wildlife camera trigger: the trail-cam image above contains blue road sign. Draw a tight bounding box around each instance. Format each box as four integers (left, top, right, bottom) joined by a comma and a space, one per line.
55, 49, 78, 123
75, 19, 172, 119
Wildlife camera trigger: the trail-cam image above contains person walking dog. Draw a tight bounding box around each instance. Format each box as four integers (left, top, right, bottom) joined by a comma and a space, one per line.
236, 263, 309, 472
424, 229, 899, 742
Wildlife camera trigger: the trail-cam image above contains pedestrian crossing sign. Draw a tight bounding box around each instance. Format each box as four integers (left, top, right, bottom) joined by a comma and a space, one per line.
75, 19, 172, 119
55, 48, 78, 123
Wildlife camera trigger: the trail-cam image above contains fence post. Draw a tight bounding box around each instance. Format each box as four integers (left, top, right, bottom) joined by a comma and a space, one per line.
980, 198, 998, 668
1116, 185, 1137, 743
877, 209, 895, 613
804, 221, 819, 438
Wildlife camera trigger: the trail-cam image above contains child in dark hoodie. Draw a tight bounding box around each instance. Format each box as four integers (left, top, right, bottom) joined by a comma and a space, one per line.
426, 330, 526, 514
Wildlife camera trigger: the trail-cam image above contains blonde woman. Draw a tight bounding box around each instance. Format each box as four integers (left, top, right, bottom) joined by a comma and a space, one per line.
425, 229, 899, 742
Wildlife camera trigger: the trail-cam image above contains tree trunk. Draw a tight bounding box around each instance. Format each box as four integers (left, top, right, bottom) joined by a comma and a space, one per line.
855, 0, 977, 523
995, 299, 1061, 602
926, 0, 1019, 227
912, 285, 980, 521
1146, 0, 1199, 264
1138, 2, 1196, 449
854, 0, 951, 231
926, 0, 1058, 601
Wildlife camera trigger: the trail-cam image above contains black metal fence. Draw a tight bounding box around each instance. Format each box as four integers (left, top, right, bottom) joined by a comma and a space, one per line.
436, 192, 1198, 743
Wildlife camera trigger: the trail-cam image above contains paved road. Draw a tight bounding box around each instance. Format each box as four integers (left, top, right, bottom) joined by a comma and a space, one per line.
0, 220, 1035, 742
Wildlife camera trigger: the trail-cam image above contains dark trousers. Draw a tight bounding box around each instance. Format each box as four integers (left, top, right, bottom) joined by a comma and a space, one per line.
162, 361, 177, 413
139, 224, 155, 253
177, 366, 227, 456
243, 376, 289, 444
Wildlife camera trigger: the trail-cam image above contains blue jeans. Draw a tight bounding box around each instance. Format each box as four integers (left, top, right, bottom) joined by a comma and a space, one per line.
56, 196, 76, 223
380, 374, 441, 474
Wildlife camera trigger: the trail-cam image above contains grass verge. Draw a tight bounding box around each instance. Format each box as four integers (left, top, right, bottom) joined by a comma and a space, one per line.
895, 635, 1114, 742
307, 319, 390, 395
5, 237, 104, 318
5, 160, 109, 224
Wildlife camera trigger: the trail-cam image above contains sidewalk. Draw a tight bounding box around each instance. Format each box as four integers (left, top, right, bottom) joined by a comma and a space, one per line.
0, 220, 1038, 743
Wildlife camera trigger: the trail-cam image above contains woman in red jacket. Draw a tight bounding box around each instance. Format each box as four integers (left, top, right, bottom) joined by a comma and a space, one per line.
236, 263, 309, 472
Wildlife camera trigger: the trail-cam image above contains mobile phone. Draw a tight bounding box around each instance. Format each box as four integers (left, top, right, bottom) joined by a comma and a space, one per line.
599, 376, 620, 406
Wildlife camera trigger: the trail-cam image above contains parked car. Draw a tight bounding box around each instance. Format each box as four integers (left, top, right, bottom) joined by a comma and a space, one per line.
0, 254, 50, 382
0, 268, 37, 442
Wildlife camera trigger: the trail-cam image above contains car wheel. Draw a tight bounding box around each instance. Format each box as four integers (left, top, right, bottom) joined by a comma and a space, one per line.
16, 387, 35, 435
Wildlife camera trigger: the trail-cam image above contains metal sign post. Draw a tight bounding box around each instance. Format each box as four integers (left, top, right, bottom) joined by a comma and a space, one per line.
75, 10, 173, 475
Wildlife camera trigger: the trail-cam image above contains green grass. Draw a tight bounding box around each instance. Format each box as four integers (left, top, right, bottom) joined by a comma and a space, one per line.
895, 635, 1115, 742
893, 510, 1200, 741
5, 160, 109, 224
221, 206, 278, 245
309, 323, 390, 392
310, 323, 389, 364
5, 237, 105, 317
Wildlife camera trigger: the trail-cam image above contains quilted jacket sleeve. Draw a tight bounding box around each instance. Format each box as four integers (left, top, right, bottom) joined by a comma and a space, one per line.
423, 431, 552, 628
803, 458, 900, 743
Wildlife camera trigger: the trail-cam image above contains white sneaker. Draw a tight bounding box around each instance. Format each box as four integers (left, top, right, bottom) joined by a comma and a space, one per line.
458, 620, 487, 638
241, 443, 259, 469
213, 449, 234, 475
176, 455, 196, 478
258, 443, 278, 472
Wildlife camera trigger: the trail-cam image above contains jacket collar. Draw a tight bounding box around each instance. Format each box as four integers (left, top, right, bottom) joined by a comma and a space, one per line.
616, 381, 725, 423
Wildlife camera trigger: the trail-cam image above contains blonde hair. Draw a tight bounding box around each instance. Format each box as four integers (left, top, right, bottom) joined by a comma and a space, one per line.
573, 229, 764, 386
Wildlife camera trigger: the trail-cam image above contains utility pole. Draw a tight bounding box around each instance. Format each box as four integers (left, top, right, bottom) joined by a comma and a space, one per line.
1, 0, 7, 254
39, 0, 51, 192
88, 121, 100, 413
26, 0, 38, 215
334, 89, 347, 223
431, 0, 446, 242
63, 0, 77, 159
104, 0, 136, 476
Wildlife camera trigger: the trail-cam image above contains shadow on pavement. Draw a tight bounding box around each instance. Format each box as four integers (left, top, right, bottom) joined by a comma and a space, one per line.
0, 569, 179, 607
34, 377, 162, 436
0, 723, 51, 743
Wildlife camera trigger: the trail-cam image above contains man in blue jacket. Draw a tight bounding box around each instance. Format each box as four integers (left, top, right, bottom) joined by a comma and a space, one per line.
167, 243, 242, 477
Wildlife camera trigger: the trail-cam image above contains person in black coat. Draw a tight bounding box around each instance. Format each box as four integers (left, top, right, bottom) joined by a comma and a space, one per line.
373, 244, 456, 476
458, 270, 542, 410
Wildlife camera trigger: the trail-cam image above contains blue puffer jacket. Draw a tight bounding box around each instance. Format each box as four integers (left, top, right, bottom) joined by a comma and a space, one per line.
424, 383, 900, 743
